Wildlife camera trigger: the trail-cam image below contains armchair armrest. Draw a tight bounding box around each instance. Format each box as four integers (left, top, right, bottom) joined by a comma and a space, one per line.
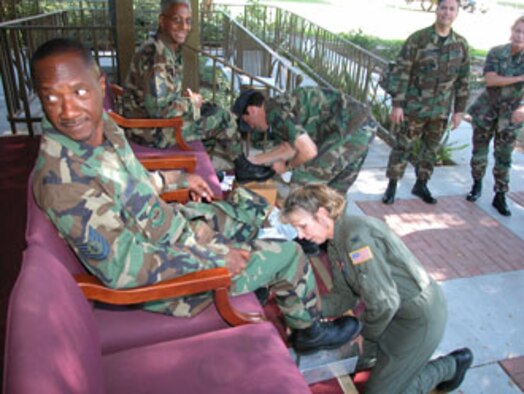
108, 111, 191, 151
74, 268, 265, 326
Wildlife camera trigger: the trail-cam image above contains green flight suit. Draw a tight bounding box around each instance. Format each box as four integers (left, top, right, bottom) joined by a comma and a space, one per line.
264, 87, 377, 193
32, 114, 320, 329
467, 44, 524, 193
322, 215, 456, 393
385, 24, 470, 181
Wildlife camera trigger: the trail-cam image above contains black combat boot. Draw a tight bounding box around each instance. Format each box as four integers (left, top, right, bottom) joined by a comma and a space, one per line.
466, 180, 482, 202
234, 154, 275, 183
290, 316, 363, 354
411, 179, 437, 204
436, 348, 473, 392
492, 192, 511, 216
382, 179, 397, 205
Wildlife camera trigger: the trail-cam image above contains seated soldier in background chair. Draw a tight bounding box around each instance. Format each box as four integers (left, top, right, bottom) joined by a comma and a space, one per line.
232, 87, 377, 193
123, 0, 273, 182
30, 37, 363, 354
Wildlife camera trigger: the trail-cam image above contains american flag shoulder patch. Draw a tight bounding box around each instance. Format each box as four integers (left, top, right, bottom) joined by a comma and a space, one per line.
349, 246, 373, 265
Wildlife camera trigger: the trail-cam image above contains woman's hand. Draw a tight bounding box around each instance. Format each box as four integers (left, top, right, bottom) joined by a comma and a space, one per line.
187, 174, 214, 202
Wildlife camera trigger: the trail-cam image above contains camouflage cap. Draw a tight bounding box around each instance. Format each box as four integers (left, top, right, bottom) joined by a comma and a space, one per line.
232, 89, 257, 133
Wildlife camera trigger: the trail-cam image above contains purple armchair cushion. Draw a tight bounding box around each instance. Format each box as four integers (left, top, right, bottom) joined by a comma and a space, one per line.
103, 322, 310, 394
3, 245, 104, 394
95, 292, 264, 354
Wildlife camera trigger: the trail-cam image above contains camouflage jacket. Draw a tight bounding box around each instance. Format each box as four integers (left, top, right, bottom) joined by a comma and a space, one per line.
265, 87, 371, 144
124, 34, 195, 120
32, 114, 268, 317
468, 44, 524, 130
390, 24, 470, 120
322, 215, 434, 342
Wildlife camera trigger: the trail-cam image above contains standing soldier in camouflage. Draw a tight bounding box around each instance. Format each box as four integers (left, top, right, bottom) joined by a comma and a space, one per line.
282, 184, 474, 394
123, 0, 274, 181
232, 87, 377, 193
30, 38, 363, 354
466, 16, 524, 216
382, 0, 470, 205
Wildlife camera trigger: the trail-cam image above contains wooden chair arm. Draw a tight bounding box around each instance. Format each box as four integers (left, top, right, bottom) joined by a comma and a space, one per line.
108, 111, 191, 151
139, 155, 197, 173
74, 268, 264, 326
160, 190, 190, 204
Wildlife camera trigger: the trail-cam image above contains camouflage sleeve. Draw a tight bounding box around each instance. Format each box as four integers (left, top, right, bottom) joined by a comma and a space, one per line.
150, 170, 189, 193
483, 47, 500, 74
344, 235, 401, 342
391, 35, 417, 108
40, 181, 228, 290
453, 40, 470, 113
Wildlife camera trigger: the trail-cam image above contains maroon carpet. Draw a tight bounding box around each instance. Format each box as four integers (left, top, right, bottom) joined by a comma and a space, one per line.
0, 135, 40, 382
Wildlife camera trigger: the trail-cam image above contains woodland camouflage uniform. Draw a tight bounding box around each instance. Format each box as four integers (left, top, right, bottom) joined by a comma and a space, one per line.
123, 35, 243, 163
265, 87, 377, 193
467, 43, 524, 192
385, 24, 470, 181
32, 115, 320, 328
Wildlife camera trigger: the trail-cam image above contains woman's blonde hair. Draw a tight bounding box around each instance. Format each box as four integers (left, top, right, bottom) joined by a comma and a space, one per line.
281, 184, 346, 222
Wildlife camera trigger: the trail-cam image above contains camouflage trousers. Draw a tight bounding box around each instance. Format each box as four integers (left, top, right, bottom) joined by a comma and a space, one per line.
147, 188, 320, 329
386, 118, 448, 181
470, 124, 520, 193
126, 104, 244, 164
290, 117, 377, 193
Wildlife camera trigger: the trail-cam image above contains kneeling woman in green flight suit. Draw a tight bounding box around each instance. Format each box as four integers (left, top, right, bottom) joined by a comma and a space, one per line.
281, 184, 473, 394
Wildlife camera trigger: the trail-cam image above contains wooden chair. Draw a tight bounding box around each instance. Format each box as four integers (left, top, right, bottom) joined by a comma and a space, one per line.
107, 83, 192, 151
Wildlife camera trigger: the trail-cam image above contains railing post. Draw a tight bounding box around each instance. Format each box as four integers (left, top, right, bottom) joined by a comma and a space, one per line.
111, 0, 135, 84
183, 0, 200, 92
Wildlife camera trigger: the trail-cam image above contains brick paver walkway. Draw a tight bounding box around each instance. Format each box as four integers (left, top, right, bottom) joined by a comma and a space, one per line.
500, 357, 524, 391
356, 196, 524, 281
509, 191, 524, 208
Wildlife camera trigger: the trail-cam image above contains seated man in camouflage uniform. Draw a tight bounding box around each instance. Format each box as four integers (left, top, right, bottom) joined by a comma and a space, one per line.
232, 87, 377, 193
30, 38, 362, 354
123, 0, 273, 181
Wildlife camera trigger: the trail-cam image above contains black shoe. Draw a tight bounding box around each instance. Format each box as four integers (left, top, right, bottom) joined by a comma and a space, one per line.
294, 237, 320, 256
436, 348, 474, 392
466, 180, 482, 202
382, 179, 397, 205
492, 192, 511, 216
290, 316, 363, 354
234, 154, 275, 183
411, 179, 437, 204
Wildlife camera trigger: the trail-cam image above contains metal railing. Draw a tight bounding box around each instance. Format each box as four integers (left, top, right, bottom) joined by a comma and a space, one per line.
0, 11, 117, 135
204, 3, 394, 143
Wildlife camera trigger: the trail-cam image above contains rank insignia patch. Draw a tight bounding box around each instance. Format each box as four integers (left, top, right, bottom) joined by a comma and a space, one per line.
349, 246, 373, 265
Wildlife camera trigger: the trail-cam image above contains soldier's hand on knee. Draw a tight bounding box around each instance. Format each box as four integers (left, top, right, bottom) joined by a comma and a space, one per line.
225, 248, 250, 275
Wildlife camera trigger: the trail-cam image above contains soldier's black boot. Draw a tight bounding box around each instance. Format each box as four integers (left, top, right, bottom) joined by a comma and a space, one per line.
436, 348, 473, 392
466, 180, 482, 202
234, 154, 275, 183
492, 192, 511, 216
290, 316, 363, 354
382, 179, 397, 205
411, 179, 437, 204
